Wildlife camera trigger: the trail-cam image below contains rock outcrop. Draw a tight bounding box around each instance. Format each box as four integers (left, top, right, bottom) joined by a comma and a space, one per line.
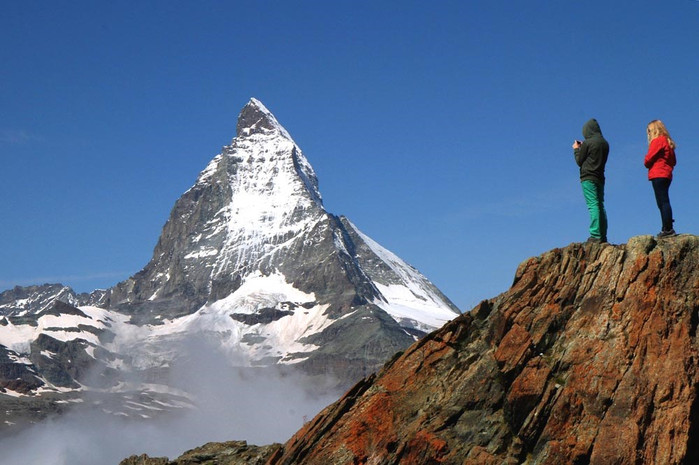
262, 234, 699, 464
119, 441, 281, 465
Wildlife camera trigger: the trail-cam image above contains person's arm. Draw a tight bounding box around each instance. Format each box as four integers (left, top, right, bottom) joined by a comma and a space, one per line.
574, 141, 587, 167
669, 146, 676, 167
644, 138, 664, 168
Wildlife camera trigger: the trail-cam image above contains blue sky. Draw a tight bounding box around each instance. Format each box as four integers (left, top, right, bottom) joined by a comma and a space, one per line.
2, 1, 698, 311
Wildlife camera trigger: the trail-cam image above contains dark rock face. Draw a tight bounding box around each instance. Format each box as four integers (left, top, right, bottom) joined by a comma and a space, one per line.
237, 98, 282, 137
0, 345, 43, 394
0, 297, 123, 431
230, 308, 293, 325
264, 235, 699, 465
29, 334, 93, 389
37, 300, 89, 319
0, 298, 117, 391
0, 284, 80, 316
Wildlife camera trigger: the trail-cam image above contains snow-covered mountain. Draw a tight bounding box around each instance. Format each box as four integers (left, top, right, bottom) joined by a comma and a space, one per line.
0, 98, 460, 432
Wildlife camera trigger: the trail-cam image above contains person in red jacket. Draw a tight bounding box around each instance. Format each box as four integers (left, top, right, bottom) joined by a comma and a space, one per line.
644, 120, 677, 238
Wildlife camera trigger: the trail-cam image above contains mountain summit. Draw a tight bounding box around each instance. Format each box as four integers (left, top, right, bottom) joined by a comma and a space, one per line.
103, 98, 329, 323
98, 98, 459, 374
0, 99, 460, 431
236, 98, 293, 138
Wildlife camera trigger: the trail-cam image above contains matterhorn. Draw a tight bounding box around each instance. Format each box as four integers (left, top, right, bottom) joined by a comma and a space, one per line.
0, 98, 460, 431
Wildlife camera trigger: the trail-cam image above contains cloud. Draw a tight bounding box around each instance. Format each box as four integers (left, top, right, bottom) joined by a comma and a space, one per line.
0, 334, 342, 465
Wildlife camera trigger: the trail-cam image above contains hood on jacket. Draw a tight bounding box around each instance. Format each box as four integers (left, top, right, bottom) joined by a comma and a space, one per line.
582, 118, 603, 139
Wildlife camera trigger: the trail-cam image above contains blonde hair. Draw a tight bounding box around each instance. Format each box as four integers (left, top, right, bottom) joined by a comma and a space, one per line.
647, 120, 676, 149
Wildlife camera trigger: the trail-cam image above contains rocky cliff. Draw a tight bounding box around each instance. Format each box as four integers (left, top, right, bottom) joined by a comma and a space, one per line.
129, 234, 699, 464
270, 234, 699, 464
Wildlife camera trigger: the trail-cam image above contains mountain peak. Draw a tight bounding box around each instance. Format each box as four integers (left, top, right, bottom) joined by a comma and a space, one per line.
0, 98, 462, 447
102, 99, 456, 335
236, 97, 291, 139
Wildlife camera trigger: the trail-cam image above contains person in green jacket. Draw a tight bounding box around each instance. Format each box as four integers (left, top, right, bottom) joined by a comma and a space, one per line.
572, 118, 609, 243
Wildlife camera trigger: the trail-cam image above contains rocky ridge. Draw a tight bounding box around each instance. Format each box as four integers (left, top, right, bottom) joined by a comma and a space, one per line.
127, 234, 699, 464
272, 234, 699, 464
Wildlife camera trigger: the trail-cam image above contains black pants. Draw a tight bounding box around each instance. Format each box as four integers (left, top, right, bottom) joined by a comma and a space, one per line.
651, 177, 674, 232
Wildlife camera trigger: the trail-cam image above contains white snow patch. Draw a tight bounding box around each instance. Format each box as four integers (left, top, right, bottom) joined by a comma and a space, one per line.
184, 248, 218, 260
111, 272, 333, 369
346, 220, 459, 332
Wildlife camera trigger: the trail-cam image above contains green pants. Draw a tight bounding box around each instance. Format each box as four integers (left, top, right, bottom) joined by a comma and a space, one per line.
581, 180, 608, 240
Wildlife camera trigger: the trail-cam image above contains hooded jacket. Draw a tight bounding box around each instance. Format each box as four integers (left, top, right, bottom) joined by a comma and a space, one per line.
644, 135, 676, 180
574, 119, 609, 183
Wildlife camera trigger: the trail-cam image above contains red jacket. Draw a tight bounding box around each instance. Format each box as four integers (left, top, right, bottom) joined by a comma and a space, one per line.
644, 135, 676, 180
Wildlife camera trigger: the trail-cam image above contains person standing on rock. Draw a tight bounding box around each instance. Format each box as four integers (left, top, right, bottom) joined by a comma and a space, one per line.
573, 118, 609, 243
644, 120, 677, 238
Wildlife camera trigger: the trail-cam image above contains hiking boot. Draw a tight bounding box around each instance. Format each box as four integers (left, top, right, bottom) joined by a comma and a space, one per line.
587, 236, 603, 243
657, 229, 677, 238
